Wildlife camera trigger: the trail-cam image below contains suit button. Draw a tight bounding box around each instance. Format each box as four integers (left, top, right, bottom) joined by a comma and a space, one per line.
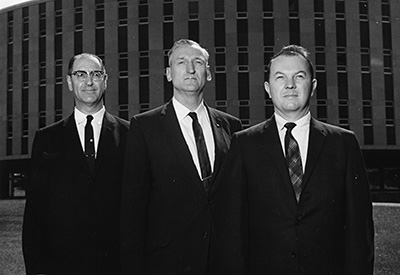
207, 199, 213, 204
291, 252, 297, 258
203, 232, 208, 239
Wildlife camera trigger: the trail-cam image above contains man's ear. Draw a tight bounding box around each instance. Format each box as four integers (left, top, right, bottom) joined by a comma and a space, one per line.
103, 74, 108, 90
264, 81, 271, 98
67, 75, 73, 91
165, 67, 172, 82
206, 65, 212, 81
311, 78, 317, 97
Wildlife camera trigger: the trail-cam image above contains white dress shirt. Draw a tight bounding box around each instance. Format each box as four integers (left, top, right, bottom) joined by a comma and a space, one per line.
173, 97, 215, 179
275, 112, 311, 173
74, 106, 105, 158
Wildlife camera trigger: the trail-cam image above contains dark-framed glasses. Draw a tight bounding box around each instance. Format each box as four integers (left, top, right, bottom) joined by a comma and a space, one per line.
71, 70, 106, 82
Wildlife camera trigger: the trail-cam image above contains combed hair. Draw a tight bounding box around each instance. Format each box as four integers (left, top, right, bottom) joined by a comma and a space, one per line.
265, 44, 315, 81
67, 53, 106, 75
167, 39, 210, 65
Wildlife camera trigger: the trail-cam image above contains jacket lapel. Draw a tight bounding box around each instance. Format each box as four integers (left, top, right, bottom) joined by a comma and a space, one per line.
161, 101, 205, 192
301, 118, 328, 191
206, 106, 230, 191
63, 114, 93, 176
261, 116, 329, 205
94, 112, 116, 176
262, 117, 294, 188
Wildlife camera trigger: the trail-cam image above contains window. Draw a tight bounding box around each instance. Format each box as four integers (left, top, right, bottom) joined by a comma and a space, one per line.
215, 73, 227, 101
118, 26, 128, 53
189, 1, 199, 19
214, 20, 226, 47
337, 72, 348, 100
237, 19, 248, 46
238, 72, 249, 100
289, 18, 300, 45
263, 19, 274, 46
188, 21, 199, 42
314, 19, 325, 46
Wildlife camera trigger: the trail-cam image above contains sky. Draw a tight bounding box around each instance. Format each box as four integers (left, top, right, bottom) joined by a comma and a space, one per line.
0, 0, 34, 11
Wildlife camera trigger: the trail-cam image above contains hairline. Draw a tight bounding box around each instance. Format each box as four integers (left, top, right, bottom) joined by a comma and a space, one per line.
167, 39, 209, 66
68, 53, 106, 75
266, 45, 315, 81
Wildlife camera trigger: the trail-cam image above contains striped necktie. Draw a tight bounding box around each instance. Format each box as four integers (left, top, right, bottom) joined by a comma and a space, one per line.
284, 122, 303, 202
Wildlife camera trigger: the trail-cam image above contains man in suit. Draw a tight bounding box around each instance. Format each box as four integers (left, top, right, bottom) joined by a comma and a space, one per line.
217, 45, 374, 274
22, 53, 130, 275
120, 39, 242, 274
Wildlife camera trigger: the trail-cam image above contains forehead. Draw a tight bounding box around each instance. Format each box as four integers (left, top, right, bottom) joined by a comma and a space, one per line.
270, 54, 309, 74
171, 45, 207, 60
73, 56, 102, 71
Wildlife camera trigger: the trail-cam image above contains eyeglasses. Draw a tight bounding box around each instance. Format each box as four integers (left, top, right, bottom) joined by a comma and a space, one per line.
70, 70, 106, 82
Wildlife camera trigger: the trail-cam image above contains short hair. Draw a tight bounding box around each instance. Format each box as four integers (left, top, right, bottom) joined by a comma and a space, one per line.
67, 53, 106, 75
265, 45, 315, 81
167, 39, 210, 66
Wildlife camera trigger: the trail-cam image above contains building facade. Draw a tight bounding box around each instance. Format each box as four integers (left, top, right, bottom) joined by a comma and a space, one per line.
0, 0, 399, 198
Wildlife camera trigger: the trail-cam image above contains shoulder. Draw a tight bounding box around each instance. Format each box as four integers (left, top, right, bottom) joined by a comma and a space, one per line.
35, 115, 71, 138
105, 112, 130, 130
235, 118, 271, 139
31, 116, 72, 152
132, 104, 166, 121
233, 123, 264, 148
208, 107, 239, 122
127, 104, 169, 133
311, 118, 360, 148
207, 106, 242, 131
312, 118, 355, 138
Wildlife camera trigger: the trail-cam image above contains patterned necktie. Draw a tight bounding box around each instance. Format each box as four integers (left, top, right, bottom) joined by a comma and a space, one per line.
284, 122, 303, 202
85, 115, 95, 173
188, 112, 212, 192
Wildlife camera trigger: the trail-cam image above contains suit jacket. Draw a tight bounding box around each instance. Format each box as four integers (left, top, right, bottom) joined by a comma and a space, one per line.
22, 112, 130, 275
120, 100, 242, 274
216, 115, 374, 275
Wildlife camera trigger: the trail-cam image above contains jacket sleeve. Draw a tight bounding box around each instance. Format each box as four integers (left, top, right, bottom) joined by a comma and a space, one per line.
120, 117, 151, 274
344, 133, 375, 274
22, 130, 48, 275
214, 134, 248, 274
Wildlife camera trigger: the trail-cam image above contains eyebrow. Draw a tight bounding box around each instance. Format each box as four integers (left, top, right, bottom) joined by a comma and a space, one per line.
274, 70, 308, 76
74, 70, 103, 72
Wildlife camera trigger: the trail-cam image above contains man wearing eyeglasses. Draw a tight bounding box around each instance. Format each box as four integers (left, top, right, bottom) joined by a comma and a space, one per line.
22, 53, 130, 275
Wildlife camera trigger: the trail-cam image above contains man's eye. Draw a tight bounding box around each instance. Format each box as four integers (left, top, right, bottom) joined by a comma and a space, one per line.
93, 72, 103, 77
195, 60, 204, 65
77, 72, 87, 77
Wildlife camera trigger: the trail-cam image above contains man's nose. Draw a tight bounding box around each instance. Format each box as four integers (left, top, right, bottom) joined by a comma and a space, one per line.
85, 75, 94, 85
186, 62, 195, 73
286, 78, 296, 89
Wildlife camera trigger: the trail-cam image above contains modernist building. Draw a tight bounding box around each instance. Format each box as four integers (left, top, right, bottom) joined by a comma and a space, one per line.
0, 0, 399, 198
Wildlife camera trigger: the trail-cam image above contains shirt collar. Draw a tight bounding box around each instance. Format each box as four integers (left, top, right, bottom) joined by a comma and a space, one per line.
275, 112, 311, 131
74, 106, 106, 125
172, 97, 207, 121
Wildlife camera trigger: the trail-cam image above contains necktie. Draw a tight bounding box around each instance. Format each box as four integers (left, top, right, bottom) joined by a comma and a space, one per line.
284, 122, 303, 202
85, 115, 95, 173
188, 112, 212, 192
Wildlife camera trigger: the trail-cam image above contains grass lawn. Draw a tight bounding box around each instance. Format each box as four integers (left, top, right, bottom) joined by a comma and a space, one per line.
373, 203, 400, 274
0, 200, 399, 275
0, 199, 25, 275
